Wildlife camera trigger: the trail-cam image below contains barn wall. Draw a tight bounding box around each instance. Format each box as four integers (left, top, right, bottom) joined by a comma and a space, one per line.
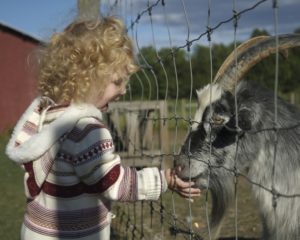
0, 28, 39, 133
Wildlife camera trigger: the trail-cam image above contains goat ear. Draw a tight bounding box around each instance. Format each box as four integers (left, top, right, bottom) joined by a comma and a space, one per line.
237, 108, 253, 131
226, 108, 253, 131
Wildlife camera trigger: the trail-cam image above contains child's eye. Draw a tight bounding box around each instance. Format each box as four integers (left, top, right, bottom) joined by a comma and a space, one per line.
113, 79, 123, 86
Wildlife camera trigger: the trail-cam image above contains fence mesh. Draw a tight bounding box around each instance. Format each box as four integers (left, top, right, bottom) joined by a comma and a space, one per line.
102, 1, 300, 239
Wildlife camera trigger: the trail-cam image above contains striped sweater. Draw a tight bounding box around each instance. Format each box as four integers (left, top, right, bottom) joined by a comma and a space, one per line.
6, 97, 168, 240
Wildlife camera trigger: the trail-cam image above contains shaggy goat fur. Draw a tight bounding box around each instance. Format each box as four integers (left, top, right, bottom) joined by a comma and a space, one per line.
176, 80, 300, 240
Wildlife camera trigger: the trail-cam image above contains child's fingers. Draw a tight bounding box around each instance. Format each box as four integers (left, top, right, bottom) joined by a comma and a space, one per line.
172, 175, 201, 198
174, 176, 195, 188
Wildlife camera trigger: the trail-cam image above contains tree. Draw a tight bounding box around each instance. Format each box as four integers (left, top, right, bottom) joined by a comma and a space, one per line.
130, 27, 300, 100
294, 27, 300, 34
246, 28, 300, 93
250, 28, 270, 37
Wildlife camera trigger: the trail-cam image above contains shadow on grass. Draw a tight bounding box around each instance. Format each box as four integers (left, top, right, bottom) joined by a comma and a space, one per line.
169, 226, 260, 240
218, 237, 260, 240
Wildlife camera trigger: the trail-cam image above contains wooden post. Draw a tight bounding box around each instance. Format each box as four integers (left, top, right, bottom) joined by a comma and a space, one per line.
108, 100, 170, 168
159, 101, 169, 154
290, 92, 295, 105
142, 110, 154, 150
125, 111, 140, 155
77, 0, 101, 20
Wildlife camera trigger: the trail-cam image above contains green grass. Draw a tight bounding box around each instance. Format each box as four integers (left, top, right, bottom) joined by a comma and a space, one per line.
111, 177, 262, 240
0, 132, 25, 240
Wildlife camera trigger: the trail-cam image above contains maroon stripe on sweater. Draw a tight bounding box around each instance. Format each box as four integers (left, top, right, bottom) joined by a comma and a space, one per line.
118, 167, 138, 201
42, 164, 120, 198
23, 121, 38, 135
24, 162, 41, 198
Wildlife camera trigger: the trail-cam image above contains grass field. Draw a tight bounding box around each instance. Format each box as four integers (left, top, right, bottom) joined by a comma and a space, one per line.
0, 132, 25, 240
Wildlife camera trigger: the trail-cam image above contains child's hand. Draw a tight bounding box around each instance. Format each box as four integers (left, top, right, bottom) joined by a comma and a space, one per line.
164, 168, 201, 199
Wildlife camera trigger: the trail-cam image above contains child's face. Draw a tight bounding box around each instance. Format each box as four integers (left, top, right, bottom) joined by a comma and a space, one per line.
94, 76, 127, 112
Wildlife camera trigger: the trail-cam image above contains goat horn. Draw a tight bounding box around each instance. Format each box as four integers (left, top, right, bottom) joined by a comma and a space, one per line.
213, 34, 300, 92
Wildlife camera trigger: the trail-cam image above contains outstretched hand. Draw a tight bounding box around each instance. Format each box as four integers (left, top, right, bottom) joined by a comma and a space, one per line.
164, 168, 201, 199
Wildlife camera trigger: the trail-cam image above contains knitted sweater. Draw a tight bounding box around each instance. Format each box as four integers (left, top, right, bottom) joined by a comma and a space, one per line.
6, 97, 168, 240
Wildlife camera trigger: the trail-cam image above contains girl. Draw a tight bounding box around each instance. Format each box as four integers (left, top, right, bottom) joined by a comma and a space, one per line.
6, 17, 200, 240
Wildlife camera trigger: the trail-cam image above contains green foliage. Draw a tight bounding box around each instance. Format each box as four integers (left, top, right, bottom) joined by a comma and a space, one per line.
294, 28, 300, 34
247, 44, 300, 93
250, 28, 270, 37
130, 28, 300, 102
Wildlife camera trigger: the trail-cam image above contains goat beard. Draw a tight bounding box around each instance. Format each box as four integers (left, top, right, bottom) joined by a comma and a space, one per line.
203, 170, 235, 238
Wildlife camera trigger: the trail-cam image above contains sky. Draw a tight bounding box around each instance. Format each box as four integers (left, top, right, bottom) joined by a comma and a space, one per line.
0, 0, 299, 49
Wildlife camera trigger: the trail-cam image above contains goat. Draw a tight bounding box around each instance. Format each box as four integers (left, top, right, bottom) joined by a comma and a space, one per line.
175, 34, 300, 240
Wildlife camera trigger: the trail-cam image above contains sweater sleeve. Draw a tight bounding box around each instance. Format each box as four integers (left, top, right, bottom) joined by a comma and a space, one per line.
61, 117, 167, 201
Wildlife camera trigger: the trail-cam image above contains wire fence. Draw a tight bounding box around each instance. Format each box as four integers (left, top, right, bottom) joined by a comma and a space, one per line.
103, 0, 300, 239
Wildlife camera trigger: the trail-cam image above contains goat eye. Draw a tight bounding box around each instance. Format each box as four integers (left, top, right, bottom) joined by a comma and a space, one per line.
212, 115, 224, 125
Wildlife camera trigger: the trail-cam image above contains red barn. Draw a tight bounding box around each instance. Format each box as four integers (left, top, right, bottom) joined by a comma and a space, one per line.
0, 22, 40, 133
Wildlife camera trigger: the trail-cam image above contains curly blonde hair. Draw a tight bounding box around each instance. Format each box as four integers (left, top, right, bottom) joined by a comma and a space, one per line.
37, 17, 139, 104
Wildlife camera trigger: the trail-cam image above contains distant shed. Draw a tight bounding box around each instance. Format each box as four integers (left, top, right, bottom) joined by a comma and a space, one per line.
0, 22, 41, 133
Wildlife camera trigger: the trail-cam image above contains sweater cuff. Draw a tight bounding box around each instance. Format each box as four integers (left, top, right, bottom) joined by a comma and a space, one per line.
160, 170, 168, 193
137, 168, 163, 200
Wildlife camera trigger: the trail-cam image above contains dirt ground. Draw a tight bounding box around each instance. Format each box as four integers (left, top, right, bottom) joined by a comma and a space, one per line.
111, 177, 262, 240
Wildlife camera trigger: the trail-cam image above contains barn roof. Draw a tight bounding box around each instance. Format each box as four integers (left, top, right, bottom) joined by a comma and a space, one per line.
0, 21, 41, 43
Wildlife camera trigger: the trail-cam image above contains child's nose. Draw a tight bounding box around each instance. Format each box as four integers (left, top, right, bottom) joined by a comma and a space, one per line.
120, 87, 126, 95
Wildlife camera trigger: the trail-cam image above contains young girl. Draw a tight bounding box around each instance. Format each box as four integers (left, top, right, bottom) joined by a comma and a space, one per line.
6, 17, 200, 240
